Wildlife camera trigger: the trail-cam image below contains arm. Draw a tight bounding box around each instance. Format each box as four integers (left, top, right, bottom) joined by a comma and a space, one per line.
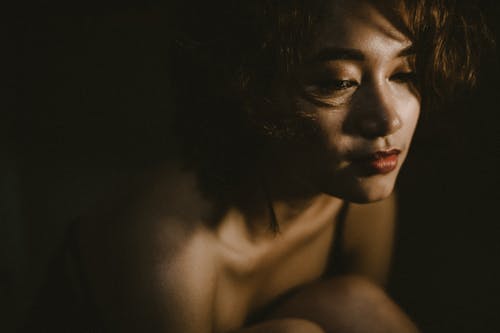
81, 227, 218, 333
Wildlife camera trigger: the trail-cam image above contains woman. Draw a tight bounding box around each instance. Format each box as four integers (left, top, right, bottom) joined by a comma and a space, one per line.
24, 0, 490, 332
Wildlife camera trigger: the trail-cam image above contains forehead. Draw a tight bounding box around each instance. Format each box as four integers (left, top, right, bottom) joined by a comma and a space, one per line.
311, 0, 411, 57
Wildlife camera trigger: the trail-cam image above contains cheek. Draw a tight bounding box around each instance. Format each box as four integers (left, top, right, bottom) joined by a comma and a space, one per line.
297, 98, 347, 140
301, 109, 350, 159
316, 111, 346, 139
400, 97, 420, 137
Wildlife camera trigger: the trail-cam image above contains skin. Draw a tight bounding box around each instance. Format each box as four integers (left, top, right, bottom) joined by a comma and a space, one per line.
263, 0, 420, 205
75, 1, 421, 332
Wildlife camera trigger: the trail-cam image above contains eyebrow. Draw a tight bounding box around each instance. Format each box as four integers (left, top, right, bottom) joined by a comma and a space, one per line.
308, 45, 415, 63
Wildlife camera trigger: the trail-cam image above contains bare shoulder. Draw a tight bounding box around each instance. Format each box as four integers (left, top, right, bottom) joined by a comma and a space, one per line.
339, 193, 398, 285
153, 228, 218, 333
78, 163, 219, 332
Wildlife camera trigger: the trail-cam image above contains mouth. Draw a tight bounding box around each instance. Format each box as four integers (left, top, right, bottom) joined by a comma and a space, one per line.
351, 148, 401, 175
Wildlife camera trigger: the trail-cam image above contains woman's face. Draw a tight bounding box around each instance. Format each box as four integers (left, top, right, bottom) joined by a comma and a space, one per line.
274, 0, 420, 203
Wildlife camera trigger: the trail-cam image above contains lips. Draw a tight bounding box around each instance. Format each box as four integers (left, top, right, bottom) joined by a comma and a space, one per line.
352, 149, 401, 175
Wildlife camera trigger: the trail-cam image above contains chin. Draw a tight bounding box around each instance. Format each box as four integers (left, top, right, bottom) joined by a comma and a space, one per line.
322, 173, 398, 204
347, 186, 394, 203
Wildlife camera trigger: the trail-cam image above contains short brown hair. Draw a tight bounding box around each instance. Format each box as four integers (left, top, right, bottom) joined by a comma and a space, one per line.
167, 0, 493, 202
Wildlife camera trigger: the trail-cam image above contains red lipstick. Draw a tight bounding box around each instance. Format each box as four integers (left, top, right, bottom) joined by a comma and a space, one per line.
353, 149, 401, 175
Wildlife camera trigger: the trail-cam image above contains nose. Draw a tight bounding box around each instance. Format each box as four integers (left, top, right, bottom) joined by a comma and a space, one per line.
345, 81, 402, 139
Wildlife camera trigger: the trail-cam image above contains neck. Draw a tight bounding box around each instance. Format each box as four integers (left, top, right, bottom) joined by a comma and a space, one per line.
206, 144, 343, 237
216, 189, 344, 249
220, 167, 344, 240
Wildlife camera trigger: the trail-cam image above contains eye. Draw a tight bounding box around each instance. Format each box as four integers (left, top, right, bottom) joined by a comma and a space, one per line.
331, 80, 357, 90
322, 79, 357, 90
390, 71, 417, 84
308, 79, 358, 96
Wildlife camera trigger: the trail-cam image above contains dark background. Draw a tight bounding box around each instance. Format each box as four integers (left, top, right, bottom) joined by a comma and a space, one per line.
4, 1, 500, 332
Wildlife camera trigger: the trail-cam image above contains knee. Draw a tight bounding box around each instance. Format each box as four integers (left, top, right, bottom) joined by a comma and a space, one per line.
275, 275, 389, 312
278, 319, 326, 333
267, 275, 419, 333
325, 275, 390, 307
239, 318, 325, 333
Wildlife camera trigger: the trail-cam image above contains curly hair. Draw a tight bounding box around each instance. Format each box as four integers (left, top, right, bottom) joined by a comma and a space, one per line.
167, 0, 493, 205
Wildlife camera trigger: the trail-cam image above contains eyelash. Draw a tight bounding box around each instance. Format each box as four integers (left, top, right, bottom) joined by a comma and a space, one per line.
390, 71, 417, 83
308, 71, 417, 97
313, 79, 358, 95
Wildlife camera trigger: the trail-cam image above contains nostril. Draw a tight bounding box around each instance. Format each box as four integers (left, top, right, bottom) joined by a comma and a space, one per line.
358, 115, 398, 138
360, 119, 384, 137
343, 83, 404, 138
357, 114, 401, 138
360, 99, 404, 136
